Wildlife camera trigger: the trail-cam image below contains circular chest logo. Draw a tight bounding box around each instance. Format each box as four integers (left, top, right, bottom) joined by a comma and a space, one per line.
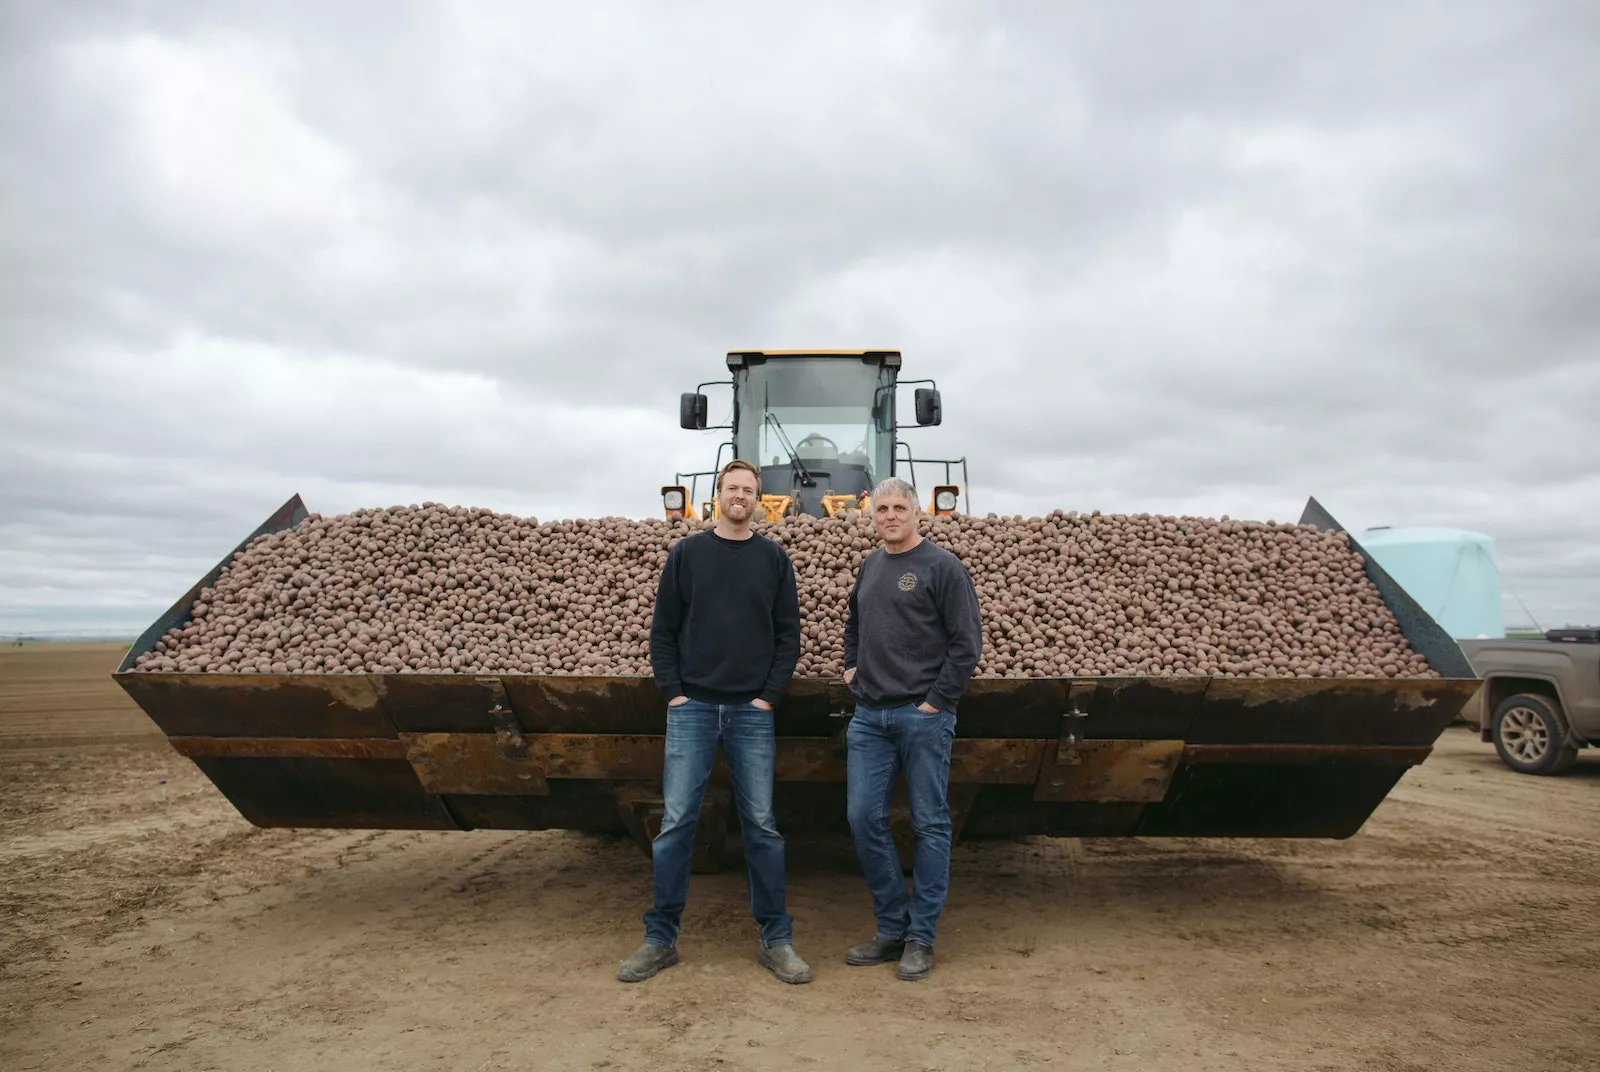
898, 571, 918, 592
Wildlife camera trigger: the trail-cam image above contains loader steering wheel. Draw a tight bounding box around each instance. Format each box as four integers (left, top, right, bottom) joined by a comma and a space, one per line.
795, 433, 838, 459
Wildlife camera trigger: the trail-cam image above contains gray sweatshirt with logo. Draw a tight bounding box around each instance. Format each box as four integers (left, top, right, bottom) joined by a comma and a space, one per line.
843, 538, 983, 713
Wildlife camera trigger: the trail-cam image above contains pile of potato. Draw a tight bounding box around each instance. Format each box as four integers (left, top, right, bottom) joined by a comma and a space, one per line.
131, 505, 1436, 679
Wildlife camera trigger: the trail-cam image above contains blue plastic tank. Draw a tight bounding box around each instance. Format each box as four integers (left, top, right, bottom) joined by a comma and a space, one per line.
1358, 526, 1504, 639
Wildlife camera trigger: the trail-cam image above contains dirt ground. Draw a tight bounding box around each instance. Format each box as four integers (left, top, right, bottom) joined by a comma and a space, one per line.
2, 644, 1596, 1071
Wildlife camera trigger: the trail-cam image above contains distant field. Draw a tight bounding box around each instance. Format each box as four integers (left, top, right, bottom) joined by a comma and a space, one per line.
0, 642, 161, 749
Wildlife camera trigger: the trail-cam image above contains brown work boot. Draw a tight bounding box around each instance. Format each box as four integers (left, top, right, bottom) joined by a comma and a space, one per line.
896, 940, 934, 981
618, 941, 678, 982
758, 943, 813, 984
844, 935, 906, 966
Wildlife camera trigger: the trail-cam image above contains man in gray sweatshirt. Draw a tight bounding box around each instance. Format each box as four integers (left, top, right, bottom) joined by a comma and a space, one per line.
841, 477, 982, 981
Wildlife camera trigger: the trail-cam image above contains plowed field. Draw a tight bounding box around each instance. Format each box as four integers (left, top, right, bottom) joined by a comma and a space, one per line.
2, 644, 1596, 1071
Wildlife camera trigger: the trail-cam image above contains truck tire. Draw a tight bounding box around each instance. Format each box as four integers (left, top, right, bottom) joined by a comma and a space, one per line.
1492, 694, 1579, 775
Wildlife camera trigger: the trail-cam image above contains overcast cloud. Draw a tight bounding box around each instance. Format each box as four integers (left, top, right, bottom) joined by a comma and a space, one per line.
2, 0, 1597, 636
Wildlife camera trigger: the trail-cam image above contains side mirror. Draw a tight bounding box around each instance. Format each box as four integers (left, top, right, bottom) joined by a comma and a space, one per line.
914, 387, 942, 427
679, 392, 708, 430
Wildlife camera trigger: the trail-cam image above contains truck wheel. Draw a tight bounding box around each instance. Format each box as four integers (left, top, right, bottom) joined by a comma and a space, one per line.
1492, 694, 1579, 775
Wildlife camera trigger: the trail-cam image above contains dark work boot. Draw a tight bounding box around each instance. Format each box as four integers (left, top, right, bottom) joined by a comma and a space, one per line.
618, 942, 678, 982
845, 936, 906, 966
896, 940, 934, 981
758, 943, 814, 984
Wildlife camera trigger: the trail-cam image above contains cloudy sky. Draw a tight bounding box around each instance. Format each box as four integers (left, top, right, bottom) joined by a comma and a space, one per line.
2, 1, 1596, 637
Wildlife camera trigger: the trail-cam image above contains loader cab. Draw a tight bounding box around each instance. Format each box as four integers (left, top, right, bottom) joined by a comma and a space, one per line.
670, 350, 960, 520
733, 351, 896, 517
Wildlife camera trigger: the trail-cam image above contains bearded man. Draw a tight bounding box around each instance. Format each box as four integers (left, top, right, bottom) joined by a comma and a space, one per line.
617, 459, 810, 984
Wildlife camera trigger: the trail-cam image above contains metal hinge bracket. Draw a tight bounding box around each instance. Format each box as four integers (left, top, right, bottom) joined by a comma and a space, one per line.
478, 677, 528, 759
1058, 681, 1096, 766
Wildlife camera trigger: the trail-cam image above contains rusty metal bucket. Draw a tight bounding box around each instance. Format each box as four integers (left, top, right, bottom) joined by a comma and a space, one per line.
113, 494, 1482, 862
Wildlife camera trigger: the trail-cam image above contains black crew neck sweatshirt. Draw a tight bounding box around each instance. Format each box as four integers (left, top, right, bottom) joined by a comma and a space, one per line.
649, 529, 802, 705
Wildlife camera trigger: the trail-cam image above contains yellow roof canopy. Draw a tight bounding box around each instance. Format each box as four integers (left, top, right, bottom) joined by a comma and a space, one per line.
726, 349, 900, 357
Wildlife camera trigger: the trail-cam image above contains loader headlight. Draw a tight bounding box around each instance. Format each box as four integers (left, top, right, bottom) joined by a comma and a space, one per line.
661, 486, 687, 515
934, 488, 958, 512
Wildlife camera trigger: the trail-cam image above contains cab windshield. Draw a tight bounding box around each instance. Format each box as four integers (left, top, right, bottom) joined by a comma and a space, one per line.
734, 357, 894, 499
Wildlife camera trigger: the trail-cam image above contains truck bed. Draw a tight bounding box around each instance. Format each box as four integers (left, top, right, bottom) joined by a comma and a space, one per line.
1460, 635, 1600, 743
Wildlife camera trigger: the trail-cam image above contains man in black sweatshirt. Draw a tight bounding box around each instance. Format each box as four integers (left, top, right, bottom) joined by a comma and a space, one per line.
618, 459, 811, 985
841, 477, 982, 982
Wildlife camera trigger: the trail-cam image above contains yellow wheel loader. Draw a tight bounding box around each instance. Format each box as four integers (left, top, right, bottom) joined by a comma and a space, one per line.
113, 349, 1480, 872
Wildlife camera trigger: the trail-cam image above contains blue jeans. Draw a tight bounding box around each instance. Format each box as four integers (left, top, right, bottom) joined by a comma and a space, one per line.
643, 699, 793, 949
846, 701, 956, 948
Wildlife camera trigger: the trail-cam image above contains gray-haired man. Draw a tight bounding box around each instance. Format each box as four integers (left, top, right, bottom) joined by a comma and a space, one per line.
841, 478, 982, 981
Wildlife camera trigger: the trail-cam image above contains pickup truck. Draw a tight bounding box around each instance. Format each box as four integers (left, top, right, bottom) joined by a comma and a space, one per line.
1459, 629, 1600, 775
